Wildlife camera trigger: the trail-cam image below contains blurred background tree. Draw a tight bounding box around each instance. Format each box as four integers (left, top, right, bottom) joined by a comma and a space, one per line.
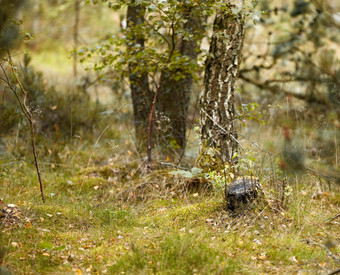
239, 0, 340, 181
0, 0, 26, 57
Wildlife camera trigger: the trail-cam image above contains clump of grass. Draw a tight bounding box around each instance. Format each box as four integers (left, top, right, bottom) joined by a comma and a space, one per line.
109, 231, 241, 274
94, 208, 136, 228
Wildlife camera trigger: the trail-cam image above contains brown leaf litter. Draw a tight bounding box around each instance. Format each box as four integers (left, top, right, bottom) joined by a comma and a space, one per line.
0, 198, 24, 229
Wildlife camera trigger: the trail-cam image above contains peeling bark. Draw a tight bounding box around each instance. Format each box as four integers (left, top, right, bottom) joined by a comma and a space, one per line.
200, 4, 245, 165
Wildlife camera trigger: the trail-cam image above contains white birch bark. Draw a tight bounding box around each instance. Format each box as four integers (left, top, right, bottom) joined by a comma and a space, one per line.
200, 2, 245, 165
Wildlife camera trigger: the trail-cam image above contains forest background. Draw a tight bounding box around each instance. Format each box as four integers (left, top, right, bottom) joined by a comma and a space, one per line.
0, 0, 339, 274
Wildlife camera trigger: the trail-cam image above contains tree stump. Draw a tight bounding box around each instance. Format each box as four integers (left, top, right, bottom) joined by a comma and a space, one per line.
225, 177, 263, 211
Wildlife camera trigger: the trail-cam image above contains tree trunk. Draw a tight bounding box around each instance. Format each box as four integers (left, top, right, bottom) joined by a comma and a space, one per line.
127, 2, 152, 151
157, 6, 204, 154
200, 4, 245, 166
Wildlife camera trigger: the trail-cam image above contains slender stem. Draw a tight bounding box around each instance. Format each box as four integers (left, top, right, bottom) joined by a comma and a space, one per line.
87, 125, 109, 168
3, 54, 46, 203
335, 124, 338, 167
146, 22, 176, 166
29, 119, 45, 203
147, 73, 163, 165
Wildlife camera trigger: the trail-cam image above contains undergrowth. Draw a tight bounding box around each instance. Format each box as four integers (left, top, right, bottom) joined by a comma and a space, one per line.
0, 153, 339, 274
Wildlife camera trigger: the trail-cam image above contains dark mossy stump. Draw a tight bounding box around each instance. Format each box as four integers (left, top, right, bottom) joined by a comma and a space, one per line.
225, 177, 265, 211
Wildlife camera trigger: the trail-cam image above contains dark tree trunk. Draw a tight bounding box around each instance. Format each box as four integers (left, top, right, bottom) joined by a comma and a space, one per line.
200, 4, 245, 166
157, 71, 192, 150
157, 6, 204, 154
127, 2, 153, 151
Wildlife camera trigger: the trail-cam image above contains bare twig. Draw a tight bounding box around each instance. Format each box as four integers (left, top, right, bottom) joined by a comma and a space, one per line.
147, 73, 164, 166
87, 125, 110, 168
303, 238, 340, 264
147, 21, 176, 166
200, 108, 246, 152
239, 73, 328, 105
327, 267, 340, 275
159, 162, 187, 170
325, 213, 340, 224
1, 54, 45, 203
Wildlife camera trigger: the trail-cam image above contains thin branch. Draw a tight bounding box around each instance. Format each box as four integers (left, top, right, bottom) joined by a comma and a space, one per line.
240, 58, 277, 74
147, 21, 177, 166
144, 20, 171, 47
239, 134, 274, 155
1, 54, 45, 203
325, 213, 340, 224
327, 267, 340, 275
86, 125, 110, 168
200, 108, 246, 152
239, 73, 328, 104
147, 72, 164, 165
303, 239, 340, 264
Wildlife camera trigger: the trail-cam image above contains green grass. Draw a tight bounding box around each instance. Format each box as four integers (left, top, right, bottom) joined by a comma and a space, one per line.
1, 158, 339, 274
2, 1, 339, 274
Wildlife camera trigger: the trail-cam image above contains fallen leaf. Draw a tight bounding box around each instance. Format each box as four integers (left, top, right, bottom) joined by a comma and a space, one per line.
289, 256, 298, 263
85, 265, 93, 272
253, 239, 262, 245
96, 255, 103, 262
320, 262, 327, 268
259, 253, 266, 260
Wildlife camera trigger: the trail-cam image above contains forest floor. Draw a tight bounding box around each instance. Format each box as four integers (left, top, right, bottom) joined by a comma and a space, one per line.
1, 148, 339, 274
1, 2, 340, 274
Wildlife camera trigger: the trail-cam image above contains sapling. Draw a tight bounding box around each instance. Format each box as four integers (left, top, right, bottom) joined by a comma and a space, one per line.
0, 54, 45, 203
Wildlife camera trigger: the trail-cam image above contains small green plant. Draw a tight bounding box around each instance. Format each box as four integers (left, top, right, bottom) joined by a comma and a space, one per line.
169, 152, 258, 192
237, 102, 268, 125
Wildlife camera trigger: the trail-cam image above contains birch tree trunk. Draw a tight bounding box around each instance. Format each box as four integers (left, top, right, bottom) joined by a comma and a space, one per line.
127, 2, 152, 151
200, 3, 245, 166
